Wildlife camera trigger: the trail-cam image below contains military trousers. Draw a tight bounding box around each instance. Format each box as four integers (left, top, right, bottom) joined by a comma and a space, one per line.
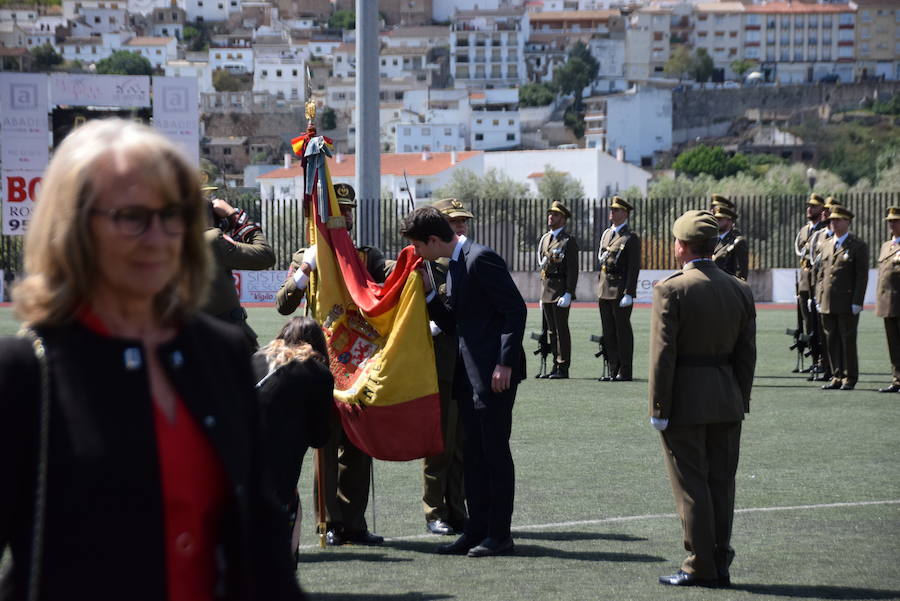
883, 317, 900, 386
422, 376, 467, 528
542, 302, 572, 369
821, 312, 860, 386
598, 298, 634, 379
660, 421, 742, 581
797, 290, 823, 363
314, 410, 372, 534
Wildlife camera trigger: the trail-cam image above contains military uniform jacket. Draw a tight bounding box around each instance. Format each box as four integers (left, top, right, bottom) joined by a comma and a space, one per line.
429, 258, 458, 384
712, 229, 749, 280
597, 224, 641, 300
202, 227, 276, 319
809, 228, 834, 301
875, 239, 900, 318
795, 221, 827, 293
276, 244, 387, 315
538, 229, 579, 303
818, 233, 869, 315
649, 261, 756, 425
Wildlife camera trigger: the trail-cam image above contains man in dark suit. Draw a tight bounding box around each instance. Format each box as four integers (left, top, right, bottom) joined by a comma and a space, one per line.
401, 206, 527, 558
650, 210, 756, 588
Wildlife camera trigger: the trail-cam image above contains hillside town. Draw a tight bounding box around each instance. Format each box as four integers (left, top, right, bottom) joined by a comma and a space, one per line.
1, 0, 899, 199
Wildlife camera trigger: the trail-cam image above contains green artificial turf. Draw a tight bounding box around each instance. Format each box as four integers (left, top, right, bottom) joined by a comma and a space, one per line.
1, 306, 898, 601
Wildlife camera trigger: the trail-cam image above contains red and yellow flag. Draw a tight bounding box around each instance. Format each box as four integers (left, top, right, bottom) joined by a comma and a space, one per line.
299, 134, 442, 461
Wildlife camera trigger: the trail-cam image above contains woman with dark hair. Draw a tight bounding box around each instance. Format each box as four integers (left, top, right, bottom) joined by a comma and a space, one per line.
253, 317, 333, 557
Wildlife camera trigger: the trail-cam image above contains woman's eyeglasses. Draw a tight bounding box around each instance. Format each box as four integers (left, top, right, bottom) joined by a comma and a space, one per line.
91, 205, 188, 237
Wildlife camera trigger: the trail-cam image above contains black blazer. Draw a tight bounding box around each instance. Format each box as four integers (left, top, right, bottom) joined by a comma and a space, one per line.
251, 352, 333, 507
0, 314, 304, 601
428, 239, 527, 407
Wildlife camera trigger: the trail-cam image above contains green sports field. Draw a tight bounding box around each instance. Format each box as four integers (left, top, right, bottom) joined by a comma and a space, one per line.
1, 305, 899, 601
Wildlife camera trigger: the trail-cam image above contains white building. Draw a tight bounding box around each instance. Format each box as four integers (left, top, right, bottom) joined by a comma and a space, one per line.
253, 52, 305, 100
0, 22, 26, 48
62, 0, 118, 22
165, 58, 214, 94
127, 0, 174, 16
60, 32, 128, 63
331, 42, 355, 78
628, 5, 670, 79
71, 6, 129, 35
382, 25, 450, 50
470, 88, 521, 150
0, 7, 39, 23
585, 86, 672, 168
209, 44, 254, 73
692, 2, 744, 80
395, 122, 467, 153
151, 6, 186, 40
483, 146, 652, 197
184, 0, 239, 23
433, 0, 506, 23
589, 32, 628, 92
23, 17, 65, 50
124, 36, 177, 69
450, 7, 529, 89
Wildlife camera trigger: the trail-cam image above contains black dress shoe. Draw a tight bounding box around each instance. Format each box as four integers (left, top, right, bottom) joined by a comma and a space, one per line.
547, 367, 568, 379
467, 536, 514, 557
658, 569, 719, 587
840, 383, 855, 390
614, 374, 633, 382
436, 534, 478, 555
599, 375, 613, 382
426, 520, 455, 536
324, 528, 344, 546
879, 384, 900, 393
342, 530, 384, 545
821, 380, 842, 390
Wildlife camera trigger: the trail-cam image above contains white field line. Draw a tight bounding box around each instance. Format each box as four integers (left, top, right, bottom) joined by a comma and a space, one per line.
298, 499, 900, 550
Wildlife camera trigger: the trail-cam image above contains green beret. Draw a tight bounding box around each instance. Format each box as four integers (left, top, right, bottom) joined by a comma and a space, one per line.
673, 210, 719, 242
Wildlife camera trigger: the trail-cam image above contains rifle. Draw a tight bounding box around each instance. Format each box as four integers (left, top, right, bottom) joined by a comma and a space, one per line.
590, 334, 610, 381
785, 327, 811, 373
530, 331, 551, 378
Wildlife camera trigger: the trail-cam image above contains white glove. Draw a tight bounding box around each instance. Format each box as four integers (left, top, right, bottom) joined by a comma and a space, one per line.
293, 269, 310, 290
650, 417, 669, 431
302, 245, 317, 272
808, 299, 814, 312
619, 294, 633, 308
556, 292, 572, 308
816, 302, 821, 312
852, 304, 863, 315
429, 321, 442, 337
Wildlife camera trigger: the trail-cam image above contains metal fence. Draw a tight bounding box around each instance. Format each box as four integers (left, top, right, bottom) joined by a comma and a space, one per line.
2, 193, 899, 284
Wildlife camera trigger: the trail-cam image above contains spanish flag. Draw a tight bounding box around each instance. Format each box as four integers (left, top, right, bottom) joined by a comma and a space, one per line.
294, 132, 442, 461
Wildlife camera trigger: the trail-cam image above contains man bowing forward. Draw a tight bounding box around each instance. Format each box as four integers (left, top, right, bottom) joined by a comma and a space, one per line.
402, 206, 527, 558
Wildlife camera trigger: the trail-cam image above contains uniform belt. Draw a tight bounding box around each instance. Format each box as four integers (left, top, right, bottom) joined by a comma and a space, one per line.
676, 354, 732, 367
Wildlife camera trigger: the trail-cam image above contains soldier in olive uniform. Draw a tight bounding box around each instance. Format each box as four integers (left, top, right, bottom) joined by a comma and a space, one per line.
650, 210, 756, 588
794, 194, 828, 375
421, 198, 469, 535
202, 197, 275, 351
274, 183, 385, 546
597, 197, 641, 382
818, 205, 868, 391
712, 206, 749, 280
710, 193, 735, 213
808, 198, 844, 381
538, 201, 579, 379
875, 207, 900, 393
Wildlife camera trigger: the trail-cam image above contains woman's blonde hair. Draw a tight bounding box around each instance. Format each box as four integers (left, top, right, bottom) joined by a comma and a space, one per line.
13, 119, 210, 327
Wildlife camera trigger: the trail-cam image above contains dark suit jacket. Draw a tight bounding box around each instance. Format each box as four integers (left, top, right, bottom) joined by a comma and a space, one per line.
428, 239, 527, 407
0, 315, 304, 601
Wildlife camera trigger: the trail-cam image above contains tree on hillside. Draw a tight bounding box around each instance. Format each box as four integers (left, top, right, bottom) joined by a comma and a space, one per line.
536, 164, 584, 200
212, 69, 242, 91
553, 40, 598, 112
664, 45, 692, 80
329, 9, 355, 30
672, 145, 750, 179
519, 82, 556, 107
31, 42, 62, 71
689, 48, 715, 83
730, 58, 757, 80
321, 107, 337, 130
95, 50, 153, 75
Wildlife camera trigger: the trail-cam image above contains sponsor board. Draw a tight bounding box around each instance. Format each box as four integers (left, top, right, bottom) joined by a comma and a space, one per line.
235, 270, 289, 303
771, 268, 877, 305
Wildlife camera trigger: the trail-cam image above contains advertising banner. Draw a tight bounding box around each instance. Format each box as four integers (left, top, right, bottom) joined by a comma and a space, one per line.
635, 269, 678, 303
767, 268, 877, 305
1, 73, 50, 235
50, 73, 151, 108
152, 76, 199, 165
235, 270, 289, 304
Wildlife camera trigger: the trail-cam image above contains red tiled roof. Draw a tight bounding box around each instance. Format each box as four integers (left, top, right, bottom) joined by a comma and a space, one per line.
745, 2, 854, 14
529, 10, 618, 22
259, 151, 483, 180
527, 171, 569, 178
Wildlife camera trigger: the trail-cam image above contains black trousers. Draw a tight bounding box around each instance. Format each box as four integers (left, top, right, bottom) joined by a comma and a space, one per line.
542, 301, 571, 369
454, 362, 516, 541
884, 316, 900, 386
598, 298, 634, 379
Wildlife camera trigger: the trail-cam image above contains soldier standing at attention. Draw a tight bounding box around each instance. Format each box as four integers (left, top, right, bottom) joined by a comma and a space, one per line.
808, 198, 842, 381
538, 201, 579, 379
710, 193, 735, 214
875, 207, 900, 393
712, 205, 749, 280
795, 194, 828, 377
650, 210, 756, 588
420, 197, 470, 536
274, 183, 385, 546
818, 205, 868, 391
597, 197, 641, 382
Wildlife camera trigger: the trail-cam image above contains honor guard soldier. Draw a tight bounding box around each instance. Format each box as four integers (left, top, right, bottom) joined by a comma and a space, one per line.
274, 182, 385, 546
818, 205, 868, 391
710, 193, 735, 213
538, 201, 579, 379
712, 205, 749, 280
597, 196, 641, 382
875, 207, 900, 393
649, 210, 756, 588
421, 197, 469, 535
808, 198, 843, 381
794, 194, 828, 375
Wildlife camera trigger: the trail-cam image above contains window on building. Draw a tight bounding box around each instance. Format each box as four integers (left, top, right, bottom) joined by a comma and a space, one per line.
861, 10, 871, 22
223, 147, 232, 155
809, 15, 818, 28
781, 15, 790, 28
838, 13, 853, 26
506, 133, 515, 141
475, 133, 483, 141
422, 127, 430, 135
746, 30, 760, 42
730, 31, 737, 38
794, 48, 803, 61
861, 27, 871, 39
767, 17, 776, 29
822, 14, 832, 28
822, 45, 831, 60
698, 31, 708, 37
403, 127, 411, 135
381, 58, 386, 65
404, 145, 412, 152
795, 15, 804, 28
860, 42, 870, 55
837, 45, 853, 58
809, 47, 817, 61
747, 14, 760, 26
767, 31, 776, 44
715, 31, 725, 37
276, 69, 282, 77
766, 47, 775, 61
745, 47, 760, 59
492, 119, 499, 126
838, 28, 853, 41
780, 48, 790, 61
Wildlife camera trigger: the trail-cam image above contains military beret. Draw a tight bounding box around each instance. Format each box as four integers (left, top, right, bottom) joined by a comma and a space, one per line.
334, 183, 356, 207
673, 209, 719, 242
828, 206, 854, 221
885, 206, 900, 222
710, 193, 734, 209
714, 205, 738, 221
610, 196, 633, 212
547, 200, 572, 219
432, 197, 474, 219
808, 193, 825, 206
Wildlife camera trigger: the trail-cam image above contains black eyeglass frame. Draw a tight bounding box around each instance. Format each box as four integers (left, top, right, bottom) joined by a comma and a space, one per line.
90, 205, 191, 237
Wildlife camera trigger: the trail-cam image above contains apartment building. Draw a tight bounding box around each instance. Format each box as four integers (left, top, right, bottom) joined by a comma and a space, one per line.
469, 88, 521, 150
150, 6, 185, 40
184, 0, 240, 23
854, 0, 899, 80
209, 39, 254, 74
745, 2, 857, 84
693, 2, 744, 80
450, 7, 529, 89
584, 86, 672, 168
628, 4, 670, 79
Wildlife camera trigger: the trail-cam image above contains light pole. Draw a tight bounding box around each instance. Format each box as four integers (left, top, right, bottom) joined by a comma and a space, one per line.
806, 167, 817, 192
